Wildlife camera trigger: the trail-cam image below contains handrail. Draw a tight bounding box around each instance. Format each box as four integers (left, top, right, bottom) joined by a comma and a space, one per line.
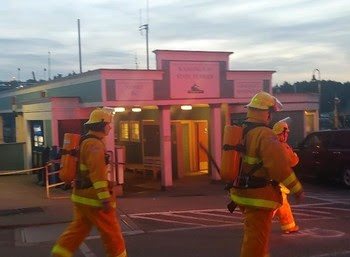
45, 160, 69, 199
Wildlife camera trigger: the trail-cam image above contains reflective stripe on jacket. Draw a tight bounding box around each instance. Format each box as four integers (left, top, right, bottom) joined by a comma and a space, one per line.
71, 131, 115, 208
230, 125, 303, 210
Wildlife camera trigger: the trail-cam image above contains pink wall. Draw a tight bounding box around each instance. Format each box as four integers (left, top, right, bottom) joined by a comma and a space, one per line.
154, 50, 232, 70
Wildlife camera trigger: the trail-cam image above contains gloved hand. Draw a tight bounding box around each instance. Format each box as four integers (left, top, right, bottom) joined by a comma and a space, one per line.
102, 200, 111, 213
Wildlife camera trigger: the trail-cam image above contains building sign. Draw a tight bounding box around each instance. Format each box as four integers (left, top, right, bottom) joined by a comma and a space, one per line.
170, 61, 219, 99
116, 80, 153, 100
234, 80, 263, 98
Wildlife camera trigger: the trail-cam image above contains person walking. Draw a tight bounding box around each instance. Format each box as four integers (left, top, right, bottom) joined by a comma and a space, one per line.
229, 92, 304, 257
273, 118, 300, 234
51, 107, 127, 257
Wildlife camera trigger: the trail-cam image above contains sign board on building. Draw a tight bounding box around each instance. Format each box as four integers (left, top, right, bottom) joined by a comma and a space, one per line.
170, 61, 219, 99
116, 80, 153, 100
234, 80, 263, 98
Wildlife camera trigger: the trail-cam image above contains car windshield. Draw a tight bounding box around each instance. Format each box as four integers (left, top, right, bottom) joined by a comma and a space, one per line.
303, 133, 330, 149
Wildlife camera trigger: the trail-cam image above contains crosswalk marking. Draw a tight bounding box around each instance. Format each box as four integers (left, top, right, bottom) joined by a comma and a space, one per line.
80, 242, 97, 257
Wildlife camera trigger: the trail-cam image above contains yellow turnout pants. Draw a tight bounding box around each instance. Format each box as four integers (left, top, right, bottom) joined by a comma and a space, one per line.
274, 193, 296, 231
240, 207, 274, 257
51, 204, 127, 257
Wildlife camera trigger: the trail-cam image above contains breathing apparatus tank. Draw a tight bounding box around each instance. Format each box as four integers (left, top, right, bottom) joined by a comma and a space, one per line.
221, 125, 243, 182
59, 133, 81, 183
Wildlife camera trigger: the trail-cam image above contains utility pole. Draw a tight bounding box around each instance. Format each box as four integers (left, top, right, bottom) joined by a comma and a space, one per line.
77, 18, 82, 73
139, 24, 149, 70
139, 0, 150, 69
48, 51, 51, 80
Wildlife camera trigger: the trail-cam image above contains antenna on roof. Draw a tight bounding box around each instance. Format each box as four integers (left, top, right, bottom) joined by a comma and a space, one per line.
135, 53, 139, 69
48, 51, 51, 80
139, 0, 149, 70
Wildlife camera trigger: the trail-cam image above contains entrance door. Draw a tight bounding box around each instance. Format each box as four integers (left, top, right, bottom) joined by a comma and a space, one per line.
142, 124, 160, 157
30, 120, 44, 168
180, 121, 208, 174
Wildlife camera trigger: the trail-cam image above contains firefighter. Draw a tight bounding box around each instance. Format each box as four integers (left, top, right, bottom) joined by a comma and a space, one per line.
51, 107, 127, 257
273, 119, 300, 234
230, 92, 304, 257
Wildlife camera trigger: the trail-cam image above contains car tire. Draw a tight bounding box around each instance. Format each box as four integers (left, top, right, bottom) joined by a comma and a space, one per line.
341, 167, 350, 188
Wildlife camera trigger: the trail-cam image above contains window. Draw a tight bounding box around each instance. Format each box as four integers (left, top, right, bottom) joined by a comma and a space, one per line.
2, 114, 16, 143
303, 134, 321, 149
120, 121, 129, 141
130, 121, 140, 141
329, 132, 350, 149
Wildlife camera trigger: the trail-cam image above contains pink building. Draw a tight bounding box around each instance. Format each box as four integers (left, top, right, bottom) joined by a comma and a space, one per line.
0, 50, 319, 191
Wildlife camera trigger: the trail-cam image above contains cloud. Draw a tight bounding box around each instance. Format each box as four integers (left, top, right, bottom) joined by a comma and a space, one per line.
0, 0, 349, 84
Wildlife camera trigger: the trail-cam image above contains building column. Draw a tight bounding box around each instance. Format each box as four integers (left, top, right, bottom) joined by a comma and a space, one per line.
51, 118, 59, 147
209, 104, 222, 181
159, 105, 173, 189
105, 121, 116, 181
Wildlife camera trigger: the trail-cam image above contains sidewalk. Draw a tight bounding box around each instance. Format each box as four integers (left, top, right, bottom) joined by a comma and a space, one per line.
0, 172, 228, 230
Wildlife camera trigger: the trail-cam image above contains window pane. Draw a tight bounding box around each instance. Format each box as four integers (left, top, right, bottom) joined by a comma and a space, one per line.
130, 121, 140, 141
120, 121, 129, 141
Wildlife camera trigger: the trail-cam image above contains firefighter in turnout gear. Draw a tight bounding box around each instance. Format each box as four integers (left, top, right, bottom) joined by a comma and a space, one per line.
229, 92, 304, 257
273, 118, 300, 234
51, 108, 127, 257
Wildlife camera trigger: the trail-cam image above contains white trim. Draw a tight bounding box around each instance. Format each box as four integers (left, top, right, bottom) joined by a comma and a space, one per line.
80, 102, 104, 108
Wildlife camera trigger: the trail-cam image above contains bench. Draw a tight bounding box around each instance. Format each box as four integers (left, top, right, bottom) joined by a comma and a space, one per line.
143, 156, 161, 180
126, 156, 161, 179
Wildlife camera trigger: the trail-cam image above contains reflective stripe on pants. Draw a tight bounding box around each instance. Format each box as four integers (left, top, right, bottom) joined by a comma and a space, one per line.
274, 193, 296, 231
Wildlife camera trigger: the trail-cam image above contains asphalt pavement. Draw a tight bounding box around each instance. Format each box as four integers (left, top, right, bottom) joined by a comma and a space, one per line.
2, 171, 350, 257
0, 171, 228, 230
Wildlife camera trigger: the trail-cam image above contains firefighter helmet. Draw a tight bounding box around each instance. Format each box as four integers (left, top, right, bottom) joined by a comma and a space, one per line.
246, 91, 283, 112
85, 108, 113, 125
273, 117, 292, 135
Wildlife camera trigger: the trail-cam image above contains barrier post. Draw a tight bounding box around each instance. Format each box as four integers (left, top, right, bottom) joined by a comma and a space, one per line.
45, 161, 67, 199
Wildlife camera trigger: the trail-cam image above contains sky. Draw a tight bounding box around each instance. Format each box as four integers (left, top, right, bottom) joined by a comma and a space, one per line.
1, 0, 349, 85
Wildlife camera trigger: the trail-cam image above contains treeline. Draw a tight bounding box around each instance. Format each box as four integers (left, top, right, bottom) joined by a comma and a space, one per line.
273, 80, 350, 113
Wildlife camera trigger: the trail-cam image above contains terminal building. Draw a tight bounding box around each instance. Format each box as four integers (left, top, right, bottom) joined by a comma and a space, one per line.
0, 50, 319, 189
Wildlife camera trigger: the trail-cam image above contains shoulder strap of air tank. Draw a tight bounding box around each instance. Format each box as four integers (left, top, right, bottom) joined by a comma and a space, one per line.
241, 122, 269, 177
242, 121, 269, 137
79, 134, 102, 145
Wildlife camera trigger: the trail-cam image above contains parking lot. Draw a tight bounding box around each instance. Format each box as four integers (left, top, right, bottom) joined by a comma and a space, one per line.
2, 179, 348, 257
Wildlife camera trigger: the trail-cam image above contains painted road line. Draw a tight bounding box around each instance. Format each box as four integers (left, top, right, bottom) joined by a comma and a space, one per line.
150, 223, 242, 234
313, 206, 350, 212
79, 242, 97, 257
161, 212, 237, 224
129, 214, 207, 227
127, 208, 228, 216
309, 250, 350, 257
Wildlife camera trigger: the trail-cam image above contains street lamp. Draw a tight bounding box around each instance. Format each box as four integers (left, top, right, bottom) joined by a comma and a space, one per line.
334, 96, 340, 129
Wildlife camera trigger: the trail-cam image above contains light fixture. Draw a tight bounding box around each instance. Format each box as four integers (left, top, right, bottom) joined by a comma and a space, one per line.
114, 107, 125, 113
181, 105, 192, 111
131, 107, 142, 112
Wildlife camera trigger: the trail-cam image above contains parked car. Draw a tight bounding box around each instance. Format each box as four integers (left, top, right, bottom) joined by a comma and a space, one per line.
294, 129, 350, 188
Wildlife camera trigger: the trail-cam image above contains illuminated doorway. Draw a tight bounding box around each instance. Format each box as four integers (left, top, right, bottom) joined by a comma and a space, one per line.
178, 120, 208, 174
